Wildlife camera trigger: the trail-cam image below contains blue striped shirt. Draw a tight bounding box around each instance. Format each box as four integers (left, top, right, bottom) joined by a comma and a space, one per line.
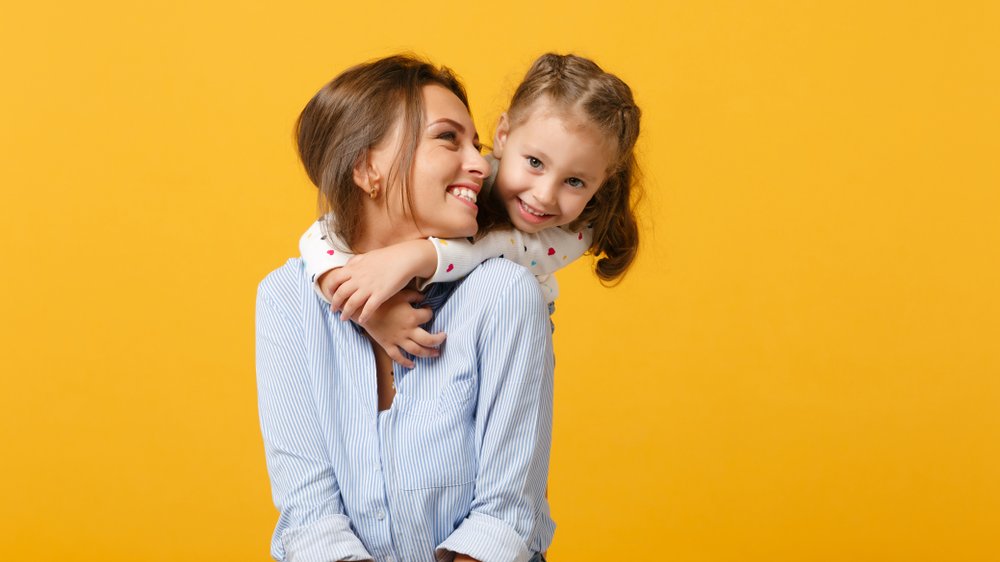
256, 258, 556, 562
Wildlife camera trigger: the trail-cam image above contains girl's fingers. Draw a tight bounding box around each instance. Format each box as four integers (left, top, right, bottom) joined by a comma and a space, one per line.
320, 268, 349, 302
398, 289, 424, 304
399, 339, 440, 359
413, 306, 433, 325
329, 279, 356, 311
358, 291, 390, 325
340, 290, 370, 322
386, 346, 414, 369
410, 328, 446, 349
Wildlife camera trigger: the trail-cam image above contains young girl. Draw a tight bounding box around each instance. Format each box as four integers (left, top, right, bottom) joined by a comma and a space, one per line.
300, 53, 642, 366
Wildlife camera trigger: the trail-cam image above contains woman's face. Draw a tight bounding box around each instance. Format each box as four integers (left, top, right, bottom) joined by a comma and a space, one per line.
370, 85, 489, 240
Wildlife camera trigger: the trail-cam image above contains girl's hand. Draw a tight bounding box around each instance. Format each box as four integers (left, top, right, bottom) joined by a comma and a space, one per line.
360, 289, 446, 368
319, 239, 437, 323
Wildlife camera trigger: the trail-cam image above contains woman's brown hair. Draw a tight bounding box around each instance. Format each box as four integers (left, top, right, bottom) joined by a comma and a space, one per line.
484, 53, 643, 283
295, 54, 470, 250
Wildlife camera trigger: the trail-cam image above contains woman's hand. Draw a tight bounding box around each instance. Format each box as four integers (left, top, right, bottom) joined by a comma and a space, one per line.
319, 239, 437, 323
360, 289, 446, 368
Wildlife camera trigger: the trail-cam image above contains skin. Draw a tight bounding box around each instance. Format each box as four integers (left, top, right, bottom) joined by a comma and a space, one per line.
326, 98, 618, 362
351, 84, 489, 252
492, 100, 613, 233
344, 84, 487, 562
323, 84, 488, 367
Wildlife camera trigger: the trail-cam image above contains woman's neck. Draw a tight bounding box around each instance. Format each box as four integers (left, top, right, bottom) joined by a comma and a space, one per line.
351, 205, 422, 254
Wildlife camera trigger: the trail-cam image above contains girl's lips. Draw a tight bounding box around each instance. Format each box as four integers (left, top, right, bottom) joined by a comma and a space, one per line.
516, 198, 554, 224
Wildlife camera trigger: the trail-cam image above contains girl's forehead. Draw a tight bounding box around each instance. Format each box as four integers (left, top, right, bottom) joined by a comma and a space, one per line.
515, 104, 616, 158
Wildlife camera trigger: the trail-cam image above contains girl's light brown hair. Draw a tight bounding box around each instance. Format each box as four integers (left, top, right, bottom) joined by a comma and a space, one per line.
296, 54, 470, 250
486, 53, 643, 283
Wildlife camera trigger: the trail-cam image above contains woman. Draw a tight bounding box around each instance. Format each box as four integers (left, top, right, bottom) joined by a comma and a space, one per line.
256, 55, 555, 562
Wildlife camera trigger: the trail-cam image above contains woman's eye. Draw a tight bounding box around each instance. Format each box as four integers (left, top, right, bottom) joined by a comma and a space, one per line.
437, 131, 458, 142
527, 156, 543, 169
566, 177, 585, 188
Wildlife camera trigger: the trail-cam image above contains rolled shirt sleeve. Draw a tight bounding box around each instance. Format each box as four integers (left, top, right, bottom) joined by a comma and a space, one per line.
437, 263, 556, 561
256, 270, 372, 562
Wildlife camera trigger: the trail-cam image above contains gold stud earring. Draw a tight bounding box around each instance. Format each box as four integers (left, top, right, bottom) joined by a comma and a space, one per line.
369, 181, 379, 200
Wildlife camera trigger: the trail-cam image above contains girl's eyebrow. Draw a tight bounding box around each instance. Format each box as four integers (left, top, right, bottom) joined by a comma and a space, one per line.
524, 145, 598, 181
523, 145, 551, 162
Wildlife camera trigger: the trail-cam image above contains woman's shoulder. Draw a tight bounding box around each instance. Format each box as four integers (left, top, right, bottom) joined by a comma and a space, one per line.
257, 258, 309, 311
459, 258, 545, 310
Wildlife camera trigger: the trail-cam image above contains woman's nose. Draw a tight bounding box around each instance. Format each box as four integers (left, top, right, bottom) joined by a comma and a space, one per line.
465, 146, 489, 178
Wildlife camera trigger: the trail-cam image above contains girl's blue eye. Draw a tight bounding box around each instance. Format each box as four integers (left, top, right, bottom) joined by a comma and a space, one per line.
567, 177, 585, 188
527, 156, 543, 169
438, 131, 458, 142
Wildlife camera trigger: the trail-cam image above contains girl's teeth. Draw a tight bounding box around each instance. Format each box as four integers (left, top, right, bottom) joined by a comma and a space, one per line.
521, 199, 547, 216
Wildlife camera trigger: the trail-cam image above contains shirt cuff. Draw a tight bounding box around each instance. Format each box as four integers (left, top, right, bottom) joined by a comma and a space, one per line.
436, 511, 532, 562
280, 513, 373, 562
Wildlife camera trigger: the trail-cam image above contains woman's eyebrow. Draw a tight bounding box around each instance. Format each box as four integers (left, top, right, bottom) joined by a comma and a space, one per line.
428, 118, 479, 143
427, 118, 466, 132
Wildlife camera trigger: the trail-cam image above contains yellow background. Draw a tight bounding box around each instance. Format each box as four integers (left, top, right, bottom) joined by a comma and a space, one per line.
2, 1, 997, 560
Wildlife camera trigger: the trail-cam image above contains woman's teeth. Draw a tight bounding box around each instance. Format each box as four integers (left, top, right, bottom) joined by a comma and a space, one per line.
449, 187, 477, 204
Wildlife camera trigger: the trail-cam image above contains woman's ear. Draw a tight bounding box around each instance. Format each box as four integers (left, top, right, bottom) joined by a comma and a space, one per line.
352, 154, 382, 196
493, 113, 510, 158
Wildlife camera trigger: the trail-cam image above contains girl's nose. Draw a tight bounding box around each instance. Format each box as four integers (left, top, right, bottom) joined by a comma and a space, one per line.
532, 180, 560, 208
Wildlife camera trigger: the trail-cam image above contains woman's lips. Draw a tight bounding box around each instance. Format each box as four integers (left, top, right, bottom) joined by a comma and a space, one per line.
447, 183, 480, 210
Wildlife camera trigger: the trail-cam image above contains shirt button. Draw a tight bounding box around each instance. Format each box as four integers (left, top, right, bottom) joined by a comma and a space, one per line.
376, 509, 386, 520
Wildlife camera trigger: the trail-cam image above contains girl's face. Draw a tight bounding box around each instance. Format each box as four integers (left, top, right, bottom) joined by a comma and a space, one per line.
368, 85, 489, 240
492, 101, 612, 233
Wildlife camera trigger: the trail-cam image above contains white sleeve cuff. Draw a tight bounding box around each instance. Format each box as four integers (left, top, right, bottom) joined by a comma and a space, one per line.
436, 511, 532, 562
280, 513, 373, 562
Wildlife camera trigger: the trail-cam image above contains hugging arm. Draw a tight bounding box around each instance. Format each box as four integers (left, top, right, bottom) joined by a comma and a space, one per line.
426, 226, 594, 284
256, 280, 372, 561
437, 269, 555, 562
299, 218, 353, 301
301, 218, 443, 365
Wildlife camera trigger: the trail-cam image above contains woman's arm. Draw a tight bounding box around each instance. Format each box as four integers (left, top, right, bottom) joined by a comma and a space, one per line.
437, 262, 556, 561
256, 270, 373, 561
427, 225, 594, 285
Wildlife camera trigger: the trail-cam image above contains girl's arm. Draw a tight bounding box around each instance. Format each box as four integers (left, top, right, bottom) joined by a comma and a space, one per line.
324, 226, 592, 326
299, 218, 352, 301
301, 218, 444, 367
427, 225, 594, 284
